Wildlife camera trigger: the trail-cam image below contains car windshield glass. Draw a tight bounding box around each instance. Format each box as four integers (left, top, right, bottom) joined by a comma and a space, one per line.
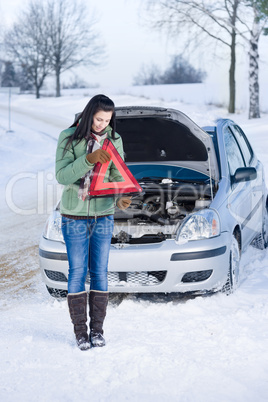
128, 164, 210, 182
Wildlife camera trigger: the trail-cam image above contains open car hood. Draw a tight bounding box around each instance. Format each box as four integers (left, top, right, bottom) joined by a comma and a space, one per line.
115, 106, 219, 183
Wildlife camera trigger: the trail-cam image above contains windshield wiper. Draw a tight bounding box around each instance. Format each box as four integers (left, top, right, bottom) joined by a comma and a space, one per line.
139, 176, 165, 182
139, 176, 209, 184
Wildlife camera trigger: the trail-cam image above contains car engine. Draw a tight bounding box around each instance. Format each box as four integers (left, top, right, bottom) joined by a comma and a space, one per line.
112, 180, 213, 245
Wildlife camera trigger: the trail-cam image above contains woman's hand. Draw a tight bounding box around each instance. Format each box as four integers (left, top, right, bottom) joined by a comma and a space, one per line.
116, 197, 132, 210
86, 149, 111, 164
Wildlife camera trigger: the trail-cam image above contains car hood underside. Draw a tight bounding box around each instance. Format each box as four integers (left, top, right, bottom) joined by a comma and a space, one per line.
115, 106, 219, 182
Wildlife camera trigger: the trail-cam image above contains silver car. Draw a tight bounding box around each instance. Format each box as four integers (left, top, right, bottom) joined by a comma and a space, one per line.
39, 106, 268, 298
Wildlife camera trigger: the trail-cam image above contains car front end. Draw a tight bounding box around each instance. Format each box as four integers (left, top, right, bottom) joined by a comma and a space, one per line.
39, 201, 231, 295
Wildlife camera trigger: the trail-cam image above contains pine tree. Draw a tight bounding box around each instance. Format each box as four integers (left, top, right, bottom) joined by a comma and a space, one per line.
1, 61, 17, 87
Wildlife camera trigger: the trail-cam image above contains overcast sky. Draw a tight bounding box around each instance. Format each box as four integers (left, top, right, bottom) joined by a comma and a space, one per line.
1, 0, 173, 87
1, 0, 268, 89
87, 0, 171, 87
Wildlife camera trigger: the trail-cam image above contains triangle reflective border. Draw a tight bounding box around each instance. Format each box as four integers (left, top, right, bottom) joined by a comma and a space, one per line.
88, 138, 143, 197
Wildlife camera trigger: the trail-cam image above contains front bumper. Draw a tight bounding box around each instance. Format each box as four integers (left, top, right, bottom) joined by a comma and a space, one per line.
39, 232, 231, 294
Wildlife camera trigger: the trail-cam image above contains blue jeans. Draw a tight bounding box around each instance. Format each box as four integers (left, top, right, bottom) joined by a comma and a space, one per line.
61, 215, 114, 293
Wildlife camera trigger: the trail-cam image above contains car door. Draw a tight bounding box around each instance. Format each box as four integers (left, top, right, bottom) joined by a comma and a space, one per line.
229, 124, 263, 238
223, 124, 255, 247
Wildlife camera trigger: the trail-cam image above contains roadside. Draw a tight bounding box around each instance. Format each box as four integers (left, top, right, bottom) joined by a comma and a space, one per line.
0, 100, 61, 307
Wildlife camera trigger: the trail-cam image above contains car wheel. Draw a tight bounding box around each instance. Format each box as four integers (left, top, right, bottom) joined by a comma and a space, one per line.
46, 286, 68, 299
251, 207, 268, 250
222, 235, 240, 295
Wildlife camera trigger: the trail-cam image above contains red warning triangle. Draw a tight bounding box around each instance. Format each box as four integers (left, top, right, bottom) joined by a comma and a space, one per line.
89, 138, 143, 197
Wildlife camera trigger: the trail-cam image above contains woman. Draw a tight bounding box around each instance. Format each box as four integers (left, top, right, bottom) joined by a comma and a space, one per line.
56, 94, 131, 351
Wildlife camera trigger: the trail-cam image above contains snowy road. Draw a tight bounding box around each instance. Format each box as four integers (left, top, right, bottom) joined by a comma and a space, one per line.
1, 93, 268, 402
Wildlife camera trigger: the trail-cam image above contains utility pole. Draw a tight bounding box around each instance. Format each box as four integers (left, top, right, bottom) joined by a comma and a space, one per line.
0, 86, 20, 132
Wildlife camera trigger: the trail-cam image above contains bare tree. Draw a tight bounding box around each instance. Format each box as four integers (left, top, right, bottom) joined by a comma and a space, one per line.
239, 0, 268, 118
133, 56, 206, 85
5, 0, 104, 98
145, 0, 268, 117
161, 55, 206, 84
46, 0, 105, 97
133, 63, 162, 85
5, 1, 52, 98
145, 0, 240, 113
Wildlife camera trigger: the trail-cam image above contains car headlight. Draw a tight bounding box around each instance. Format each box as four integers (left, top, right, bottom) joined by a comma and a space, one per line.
176, 208, 220, 244
43, 210, 64, 242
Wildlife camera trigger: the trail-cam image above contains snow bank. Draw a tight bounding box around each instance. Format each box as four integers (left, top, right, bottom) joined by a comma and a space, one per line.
42, 81, 268, 113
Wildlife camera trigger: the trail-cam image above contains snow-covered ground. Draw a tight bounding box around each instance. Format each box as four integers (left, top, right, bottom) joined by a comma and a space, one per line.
1, 89, 268, 402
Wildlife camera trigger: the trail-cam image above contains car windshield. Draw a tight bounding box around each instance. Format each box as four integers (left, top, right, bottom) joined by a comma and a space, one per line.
128, 164, 210, 182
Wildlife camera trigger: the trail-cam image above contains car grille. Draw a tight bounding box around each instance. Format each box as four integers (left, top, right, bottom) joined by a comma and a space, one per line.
106, 271, 167, 287
44, 269, 167, 287
111, 234, 166, 245
45, 270, 68, 282
181, 270, 213, 283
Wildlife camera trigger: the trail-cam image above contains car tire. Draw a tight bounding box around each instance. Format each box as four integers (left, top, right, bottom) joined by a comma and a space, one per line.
222, 235, 240, 295
251, 206, 268, 250
46, 286, 68, 299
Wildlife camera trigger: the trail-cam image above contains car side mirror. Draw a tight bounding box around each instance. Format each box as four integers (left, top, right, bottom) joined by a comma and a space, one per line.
231, 167, 257, 185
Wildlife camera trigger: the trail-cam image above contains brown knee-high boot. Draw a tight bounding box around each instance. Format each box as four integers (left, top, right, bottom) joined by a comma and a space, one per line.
89, 290, 109, 347
67, 291, 91, 351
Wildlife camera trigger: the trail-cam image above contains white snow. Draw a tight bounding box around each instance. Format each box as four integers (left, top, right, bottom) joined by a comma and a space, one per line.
1, 87, 268, 402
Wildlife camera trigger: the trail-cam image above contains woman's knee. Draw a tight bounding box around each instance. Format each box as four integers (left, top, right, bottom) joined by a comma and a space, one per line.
90, 272, 107, 291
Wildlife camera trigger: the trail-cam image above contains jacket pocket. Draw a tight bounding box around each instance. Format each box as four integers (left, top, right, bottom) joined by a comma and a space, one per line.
61, 184, 80, 211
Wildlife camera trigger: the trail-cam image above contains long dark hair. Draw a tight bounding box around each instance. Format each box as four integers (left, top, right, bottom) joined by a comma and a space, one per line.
63, 94, 116, 153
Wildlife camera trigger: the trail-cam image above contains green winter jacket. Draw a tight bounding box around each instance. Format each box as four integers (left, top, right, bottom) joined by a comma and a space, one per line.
55, 125, 124, 217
